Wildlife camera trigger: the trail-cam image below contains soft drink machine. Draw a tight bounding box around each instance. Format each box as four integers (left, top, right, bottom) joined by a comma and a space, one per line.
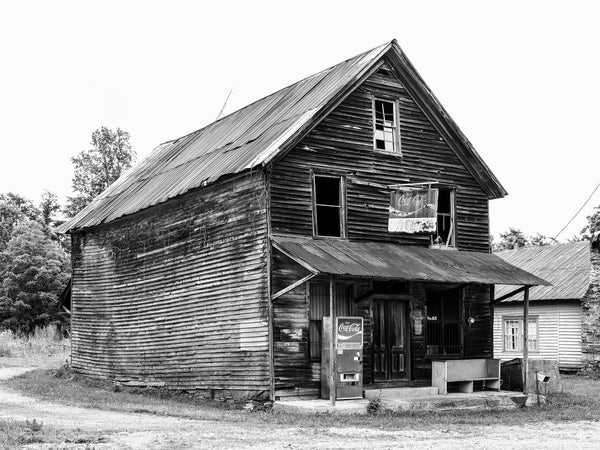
321, 316, 364, 400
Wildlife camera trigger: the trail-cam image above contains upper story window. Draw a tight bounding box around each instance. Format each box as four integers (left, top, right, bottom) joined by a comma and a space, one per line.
434, 189, 455, 247
373, 98, 399, 153
312, 174, 346, 238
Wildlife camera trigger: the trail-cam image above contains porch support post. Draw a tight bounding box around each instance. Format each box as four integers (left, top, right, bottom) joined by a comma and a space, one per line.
522, 286, 530, 395
329, 275, 336, 406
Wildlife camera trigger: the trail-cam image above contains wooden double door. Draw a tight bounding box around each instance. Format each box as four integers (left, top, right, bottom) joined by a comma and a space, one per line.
372, 299, 409, 381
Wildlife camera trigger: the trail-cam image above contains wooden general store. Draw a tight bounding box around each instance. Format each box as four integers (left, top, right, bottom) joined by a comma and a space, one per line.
58, 40, 546, 401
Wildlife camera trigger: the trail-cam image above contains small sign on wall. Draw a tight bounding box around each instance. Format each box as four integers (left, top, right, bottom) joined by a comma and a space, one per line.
389, 188, 438, 233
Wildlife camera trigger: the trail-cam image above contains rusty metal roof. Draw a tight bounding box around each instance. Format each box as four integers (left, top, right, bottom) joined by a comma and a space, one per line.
59, 40, 507, 233
495, 242, 590, 302
272, 236, 549, 286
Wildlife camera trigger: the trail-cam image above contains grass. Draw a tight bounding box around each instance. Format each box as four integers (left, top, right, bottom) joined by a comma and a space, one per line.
5, 366, 600, 430
0, 327, 70, 368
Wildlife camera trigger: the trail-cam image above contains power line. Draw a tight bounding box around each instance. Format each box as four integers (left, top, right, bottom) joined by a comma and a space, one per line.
553, 179, 600, 241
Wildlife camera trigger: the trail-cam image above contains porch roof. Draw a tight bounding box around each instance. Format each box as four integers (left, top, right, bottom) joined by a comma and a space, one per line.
272, 236, 550, 286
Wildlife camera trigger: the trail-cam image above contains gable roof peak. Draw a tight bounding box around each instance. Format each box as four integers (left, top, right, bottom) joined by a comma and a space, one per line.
58, 39, 504, 233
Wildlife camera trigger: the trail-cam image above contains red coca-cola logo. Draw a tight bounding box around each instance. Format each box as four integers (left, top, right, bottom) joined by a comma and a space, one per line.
338, 322, 361, 334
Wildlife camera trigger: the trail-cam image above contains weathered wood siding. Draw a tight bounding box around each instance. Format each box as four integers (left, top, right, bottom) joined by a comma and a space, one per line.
270, 65, 491, 252
271, 249, 494, 392
493, 302, 583, 370
70, 172, 269, 394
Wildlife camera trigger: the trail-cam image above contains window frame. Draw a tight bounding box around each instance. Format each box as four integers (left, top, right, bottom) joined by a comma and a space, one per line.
311, 172, 347, 239
425, 289, 464, 358
502, 316, 539, 353
372, 96, 401, 154
434, 188, 456, 247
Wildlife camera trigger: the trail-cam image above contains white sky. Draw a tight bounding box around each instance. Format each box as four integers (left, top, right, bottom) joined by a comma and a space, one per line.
1, 0, 598, 241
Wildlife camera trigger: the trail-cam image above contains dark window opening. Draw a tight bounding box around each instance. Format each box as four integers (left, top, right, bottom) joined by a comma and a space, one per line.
426, 290, 462, 356
377, 68, 392, 77
374, 99, 397, 152
313, 175, 344, 237
434, 189, 455, 247
309, 284, 352, 361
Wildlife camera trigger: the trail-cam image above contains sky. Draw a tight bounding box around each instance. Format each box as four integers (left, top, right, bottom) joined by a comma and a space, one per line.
0, 0, 598, 241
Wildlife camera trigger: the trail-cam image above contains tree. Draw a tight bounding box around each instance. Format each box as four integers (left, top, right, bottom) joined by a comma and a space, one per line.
580, 205, 600, 240
493, 227, 529, 252
529, 233, 556, 247
0, 193, 41, 250
0, 221, 70, 333
39, 190, 60, 227
65, 126, 135, 217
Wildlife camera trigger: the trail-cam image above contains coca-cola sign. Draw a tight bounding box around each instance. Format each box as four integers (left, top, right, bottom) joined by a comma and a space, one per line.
336, 317, 363, 349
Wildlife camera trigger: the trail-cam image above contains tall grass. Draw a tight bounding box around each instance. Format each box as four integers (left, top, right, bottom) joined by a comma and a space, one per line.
0, 326, 69, 358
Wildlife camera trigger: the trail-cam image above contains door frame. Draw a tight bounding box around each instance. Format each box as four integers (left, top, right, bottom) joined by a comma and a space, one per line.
370, 294, 412, 382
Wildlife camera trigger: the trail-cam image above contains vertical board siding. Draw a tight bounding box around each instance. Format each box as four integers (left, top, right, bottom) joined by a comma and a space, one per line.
71, 172, 270, 393
270, 67, 490, 252
493, 302, 583, 369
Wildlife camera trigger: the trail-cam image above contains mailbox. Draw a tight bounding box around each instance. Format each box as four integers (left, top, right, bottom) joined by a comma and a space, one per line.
321, 316, 363, 400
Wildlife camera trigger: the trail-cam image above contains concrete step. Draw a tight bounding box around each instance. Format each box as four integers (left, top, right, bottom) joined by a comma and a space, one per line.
364, 386, 439, 400
380, 392, 529, 412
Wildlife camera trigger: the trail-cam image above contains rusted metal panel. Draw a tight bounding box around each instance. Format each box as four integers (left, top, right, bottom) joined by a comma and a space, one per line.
59, 40, 506, 233
272, 235, 549, 286
495, 242, 590, 301
59, 44, 391, 232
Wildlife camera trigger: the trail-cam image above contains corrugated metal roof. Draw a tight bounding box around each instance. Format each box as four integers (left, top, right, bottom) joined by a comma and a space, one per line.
495, 242, 590, 302
58, 43, 391, 232
58, 39, 508, 233
272, 236, 549, 286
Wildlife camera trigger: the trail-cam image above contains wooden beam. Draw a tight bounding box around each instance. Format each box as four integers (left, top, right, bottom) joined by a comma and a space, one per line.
491, 286, 527, 305
523, 286, 530, 395
271, 273, 317, 300
329, 275, 337, 407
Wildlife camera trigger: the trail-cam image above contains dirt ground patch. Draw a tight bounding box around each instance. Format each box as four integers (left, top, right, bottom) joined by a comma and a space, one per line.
1, 366, 600, 449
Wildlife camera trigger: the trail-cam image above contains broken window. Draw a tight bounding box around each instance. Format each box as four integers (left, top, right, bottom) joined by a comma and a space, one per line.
426, 290, 462, 356
313, 175, 345, 238
373, 98, 399, 153
503, 317, 538, 352
308, 283, 352, 361
434, 189, 455, 247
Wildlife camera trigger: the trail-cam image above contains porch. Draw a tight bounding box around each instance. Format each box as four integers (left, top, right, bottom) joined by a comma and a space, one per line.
272, 386, 532, 415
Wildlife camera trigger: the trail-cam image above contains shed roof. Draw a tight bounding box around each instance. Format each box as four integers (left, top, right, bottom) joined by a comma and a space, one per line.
59, 40, 507, 233
273, 236, 549, 286
495, 242, 591, 302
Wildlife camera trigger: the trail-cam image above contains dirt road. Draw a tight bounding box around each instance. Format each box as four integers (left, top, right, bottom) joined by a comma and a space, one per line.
1, 367, 599, 449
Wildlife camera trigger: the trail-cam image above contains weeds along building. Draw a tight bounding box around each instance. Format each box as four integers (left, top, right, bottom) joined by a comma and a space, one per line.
58, 40, 546, 400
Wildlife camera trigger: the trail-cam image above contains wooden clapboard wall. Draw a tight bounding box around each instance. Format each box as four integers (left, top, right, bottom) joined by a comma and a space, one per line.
270, 63, 490, 252
493, 301, 583, 370
271, 250, 493, 393
70, 172, 270, 394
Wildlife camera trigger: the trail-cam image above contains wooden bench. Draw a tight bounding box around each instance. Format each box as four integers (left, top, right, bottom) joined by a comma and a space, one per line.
432, 359, 501, 395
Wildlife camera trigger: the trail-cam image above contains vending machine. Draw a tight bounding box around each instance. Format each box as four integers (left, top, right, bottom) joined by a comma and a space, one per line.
321, 316, 364, 400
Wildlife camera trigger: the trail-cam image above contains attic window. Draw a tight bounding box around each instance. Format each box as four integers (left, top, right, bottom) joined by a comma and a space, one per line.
312, 174, 346, 238
373, 98, 399, 153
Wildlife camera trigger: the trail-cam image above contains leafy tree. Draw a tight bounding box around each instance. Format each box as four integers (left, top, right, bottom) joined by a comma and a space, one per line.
0, 221, 70, 333
529, 233, 556, 247
580, 205, 600, 240
39, 190, 60, 227
0, 193, 41, 250
65, 126, 135, 217
493, 227, 529, 252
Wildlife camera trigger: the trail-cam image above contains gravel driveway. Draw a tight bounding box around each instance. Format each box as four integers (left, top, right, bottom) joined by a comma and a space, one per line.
1, 367, 599, 449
